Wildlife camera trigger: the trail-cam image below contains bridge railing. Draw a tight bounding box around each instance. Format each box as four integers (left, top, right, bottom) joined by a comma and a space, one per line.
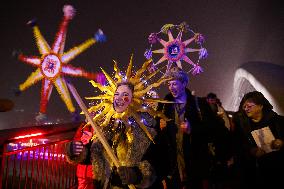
0, 122, 81, 189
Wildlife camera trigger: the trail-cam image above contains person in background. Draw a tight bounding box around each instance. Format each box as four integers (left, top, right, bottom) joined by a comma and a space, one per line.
232, 91, 284, 189
206, 93, 234, 189
206, 93, 232, 131
65, 73, 106, 189
66, 123, 95, 189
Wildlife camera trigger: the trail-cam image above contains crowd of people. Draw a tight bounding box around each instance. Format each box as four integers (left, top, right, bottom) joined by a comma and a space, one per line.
65, 68, 284, 189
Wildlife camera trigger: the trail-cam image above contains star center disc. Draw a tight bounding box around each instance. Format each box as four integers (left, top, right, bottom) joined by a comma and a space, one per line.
166, 41, 184, 62
41, 54, 61, 78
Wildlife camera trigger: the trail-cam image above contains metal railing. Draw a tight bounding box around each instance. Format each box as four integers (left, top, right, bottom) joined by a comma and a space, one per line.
0, 122, 81, 189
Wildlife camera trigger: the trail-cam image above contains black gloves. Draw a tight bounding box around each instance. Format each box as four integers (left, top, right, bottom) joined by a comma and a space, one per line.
71, 141, 84, 155
117, 166, 142, 185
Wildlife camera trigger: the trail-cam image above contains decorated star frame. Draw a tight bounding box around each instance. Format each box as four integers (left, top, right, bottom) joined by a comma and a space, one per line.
144, 22, 208, 75
17, 5, 106, 121
84, 55, 172, 142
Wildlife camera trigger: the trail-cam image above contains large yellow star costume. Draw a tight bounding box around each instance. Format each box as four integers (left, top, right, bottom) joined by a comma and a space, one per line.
84, 55, 172, 142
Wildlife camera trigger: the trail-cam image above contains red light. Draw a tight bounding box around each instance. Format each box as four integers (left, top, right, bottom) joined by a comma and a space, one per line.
14, 133, 43, 139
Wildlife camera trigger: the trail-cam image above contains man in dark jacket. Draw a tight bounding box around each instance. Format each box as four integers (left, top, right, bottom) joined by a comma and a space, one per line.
158, 69, 213, 189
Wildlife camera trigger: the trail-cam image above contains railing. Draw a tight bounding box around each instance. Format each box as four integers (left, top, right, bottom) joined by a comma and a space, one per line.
0, 122, 82, 189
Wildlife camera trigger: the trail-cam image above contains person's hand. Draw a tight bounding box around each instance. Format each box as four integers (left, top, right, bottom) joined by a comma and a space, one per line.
271, 139, 283, 150
250, 147, 265, 158
160, 119, 167, 130
81, 131, 92, 145
162, 179, 167, 189
227, 157, 234, 167
180, 118, 191, 134
217, 111, 224, 117
118, 166, 141, 185
71, 141, 84, 156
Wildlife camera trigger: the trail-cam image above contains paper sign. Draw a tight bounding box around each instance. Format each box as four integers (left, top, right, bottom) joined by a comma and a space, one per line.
251, 126, 275, 153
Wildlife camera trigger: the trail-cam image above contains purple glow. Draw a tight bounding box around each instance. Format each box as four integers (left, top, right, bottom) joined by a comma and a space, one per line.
144, 49, 153, 59
148, 33, 158, 44
199, 48, 208, 59
8, 139, 65, 160
191, 64, 203, 75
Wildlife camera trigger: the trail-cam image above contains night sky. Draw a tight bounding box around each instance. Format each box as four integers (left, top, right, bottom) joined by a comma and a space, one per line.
1, 0, 283, 130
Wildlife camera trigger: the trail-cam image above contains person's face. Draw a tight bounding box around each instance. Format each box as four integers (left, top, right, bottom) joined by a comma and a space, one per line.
167, 80, 186, 99
242, 100, 263, 119
113, 85, 133, 113
207, 98, 217, 105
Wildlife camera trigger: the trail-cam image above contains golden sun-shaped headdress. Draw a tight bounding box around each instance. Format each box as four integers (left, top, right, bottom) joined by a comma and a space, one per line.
84, 55, 171, 142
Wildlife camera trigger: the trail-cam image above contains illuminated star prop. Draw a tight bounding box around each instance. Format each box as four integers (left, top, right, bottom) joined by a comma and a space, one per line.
144, 22, 208, 75
17, 5, 106, 118
84, 55, 172, 142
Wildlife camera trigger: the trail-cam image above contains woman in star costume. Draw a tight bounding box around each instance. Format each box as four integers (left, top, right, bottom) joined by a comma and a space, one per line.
66, 55, 173, 189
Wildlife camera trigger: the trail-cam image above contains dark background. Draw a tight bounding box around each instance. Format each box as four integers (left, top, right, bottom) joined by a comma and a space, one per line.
0, 0, 283, 129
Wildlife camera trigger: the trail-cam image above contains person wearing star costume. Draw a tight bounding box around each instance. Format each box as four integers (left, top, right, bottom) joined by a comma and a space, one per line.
15, 5, 106, 122
66, 55, 174, 189
144, 22, 208, 76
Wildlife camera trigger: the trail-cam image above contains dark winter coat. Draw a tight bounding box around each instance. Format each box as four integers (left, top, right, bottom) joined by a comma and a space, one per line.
232, 110, 284, 189
158, 89, 213, 188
